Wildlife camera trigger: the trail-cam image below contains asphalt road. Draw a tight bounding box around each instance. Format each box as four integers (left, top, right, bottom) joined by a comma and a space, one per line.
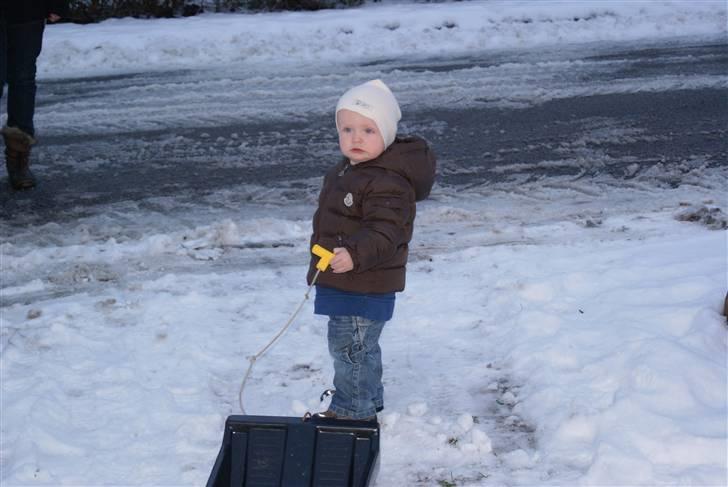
1, 41, 726, 225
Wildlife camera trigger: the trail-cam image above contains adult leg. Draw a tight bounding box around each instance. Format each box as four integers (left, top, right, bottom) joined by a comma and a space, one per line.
6, 19, 45, 136
1, 19, 6, 101
2, 20, 44, 189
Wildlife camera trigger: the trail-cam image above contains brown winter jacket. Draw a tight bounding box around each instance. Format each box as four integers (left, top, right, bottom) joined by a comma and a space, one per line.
307, 135, 436, 294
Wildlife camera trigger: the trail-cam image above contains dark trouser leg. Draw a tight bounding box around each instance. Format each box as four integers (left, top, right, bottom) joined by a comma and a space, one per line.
1, 19, 6, 102
2, 20, 44, 189
5, 19, 45, 137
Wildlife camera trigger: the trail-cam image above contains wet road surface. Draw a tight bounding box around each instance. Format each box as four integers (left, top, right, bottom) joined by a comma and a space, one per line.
1, 41, 726, 225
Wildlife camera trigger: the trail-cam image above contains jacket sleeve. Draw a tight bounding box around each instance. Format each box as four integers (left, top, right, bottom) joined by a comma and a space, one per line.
343, 174, 413, 273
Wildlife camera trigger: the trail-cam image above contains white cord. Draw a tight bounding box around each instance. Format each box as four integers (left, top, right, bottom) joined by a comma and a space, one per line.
238, 270, 321, 414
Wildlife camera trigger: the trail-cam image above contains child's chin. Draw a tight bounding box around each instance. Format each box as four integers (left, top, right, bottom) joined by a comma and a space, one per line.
348, 152, 371, 163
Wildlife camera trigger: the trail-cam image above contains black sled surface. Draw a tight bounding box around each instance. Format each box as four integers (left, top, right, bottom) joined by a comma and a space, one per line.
207, 415, 380, 487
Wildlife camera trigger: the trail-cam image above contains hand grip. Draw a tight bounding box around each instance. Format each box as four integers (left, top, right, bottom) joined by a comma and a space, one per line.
312, 244, 335, 271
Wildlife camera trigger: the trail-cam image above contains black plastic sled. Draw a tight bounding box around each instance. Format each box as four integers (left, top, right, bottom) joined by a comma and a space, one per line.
207, 415, 380, 487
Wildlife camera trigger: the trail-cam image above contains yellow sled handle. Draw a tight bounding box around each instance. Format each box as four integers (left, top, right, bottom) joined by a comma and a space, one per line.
312, 244, 335, 271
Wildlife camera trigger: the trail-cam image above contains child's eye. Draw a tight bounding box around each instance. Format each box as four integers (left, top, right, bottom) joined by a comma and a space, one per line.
342, 127, 352, 133
365, 128, 375, 134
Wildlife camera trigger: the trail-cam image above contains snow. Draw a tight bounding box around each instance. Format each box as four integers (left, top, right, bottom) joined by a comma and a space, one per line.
2, 1, 728, 486
3, 181, 725, 485
39, 0, 725, 79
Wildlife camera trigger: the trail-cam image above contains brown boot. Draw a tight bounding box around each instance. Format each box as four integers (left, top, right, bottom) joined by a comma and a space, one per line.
2, 126, 37, 190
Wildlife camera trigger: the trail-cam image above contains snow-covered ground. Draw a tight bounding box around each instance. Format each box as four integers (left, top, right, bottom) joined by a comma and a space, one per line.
2, 180, 726, 485
40, 0, 724, 79
2, 1, 727, 486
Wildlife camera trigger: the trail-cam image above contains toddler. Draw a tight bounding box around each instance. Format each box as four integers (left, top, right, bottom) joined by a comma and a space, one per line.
307, 79, 436, 421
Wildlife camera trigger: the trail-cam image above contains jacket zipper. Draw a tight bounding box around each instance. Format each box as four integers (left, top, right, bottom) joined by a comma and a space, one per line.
338, 162, 351, 177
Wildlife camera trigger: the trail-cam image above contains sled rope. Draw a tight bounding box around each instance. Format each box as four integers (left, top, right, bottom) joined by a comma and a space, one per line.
238, 245, 334, 414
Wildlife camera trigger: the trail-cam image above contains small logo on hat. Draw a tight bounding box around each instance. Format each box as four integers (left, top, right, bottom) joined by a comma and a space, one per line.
344, 193, 354, 207
354, 99, 372, 110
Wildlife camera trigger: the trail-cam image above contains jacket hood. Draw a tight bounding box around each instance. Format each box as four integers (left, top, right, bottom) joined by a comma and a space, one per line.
366, 135, 436, 201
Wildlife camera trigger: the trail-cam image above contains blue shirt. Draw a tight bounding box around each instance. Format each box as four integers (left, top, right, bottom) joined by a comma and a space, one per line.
314, 285, 396, 322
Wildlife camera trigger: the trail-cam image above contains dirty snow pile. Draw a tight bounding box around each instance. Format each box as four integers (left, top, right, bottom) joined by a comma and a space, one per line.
39, 0, 726, 78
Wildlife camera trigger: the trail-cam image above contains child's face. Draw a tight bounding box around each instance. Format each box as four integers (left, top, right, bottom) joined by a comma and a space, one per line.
336, 109, 385, 165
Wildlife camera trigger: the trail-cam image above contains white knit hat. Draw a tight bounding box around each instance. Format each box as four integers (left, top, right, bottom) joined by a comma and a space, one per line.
335, 79, 401, 148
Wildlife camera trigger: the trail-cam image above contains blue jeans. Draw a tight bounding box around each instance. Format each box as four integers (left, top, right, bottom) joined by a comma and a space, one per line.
327, 315, 386, 419
0, 19, 46, 137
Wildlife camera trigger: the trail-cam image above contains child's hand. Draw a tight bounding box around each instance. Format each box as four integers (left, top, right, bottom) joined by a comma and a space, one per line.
331, 247, 354, 273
